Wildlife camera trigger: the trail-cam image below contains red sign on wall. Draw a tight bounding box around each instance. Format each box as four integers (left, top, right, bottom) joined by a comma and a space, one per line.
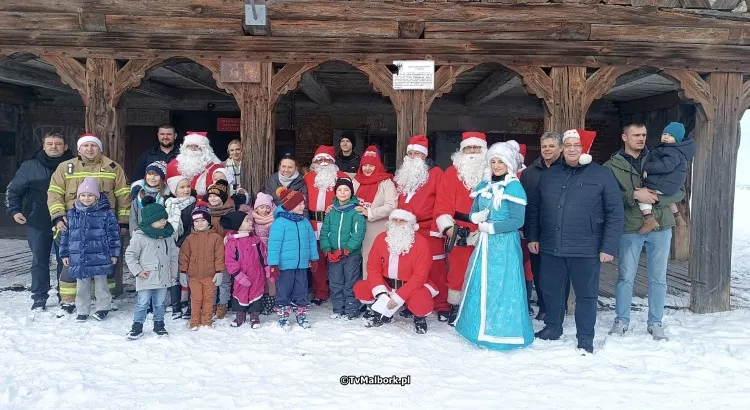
217, 117, 240, 132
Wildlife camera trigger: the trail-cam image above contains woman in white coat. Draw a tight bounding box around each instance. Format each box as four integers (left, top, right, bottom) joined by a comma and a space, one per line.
353, 146, 397, 279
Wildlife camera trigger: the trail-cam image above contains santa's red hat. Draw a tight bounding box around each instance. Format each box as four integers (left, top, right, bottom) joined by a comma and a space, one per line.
389, 209, 419, 231
183, 131, 209, 147
563, 129, 597, 165
406, 135, 429, 157
312, 145, 335, 162
460, 131, 487, 151
78, 133, 102, 151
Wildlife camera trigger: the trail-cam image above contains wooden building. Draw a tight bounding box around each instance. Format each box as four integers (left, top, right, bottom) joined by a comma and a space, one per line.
0, 0, 748, 312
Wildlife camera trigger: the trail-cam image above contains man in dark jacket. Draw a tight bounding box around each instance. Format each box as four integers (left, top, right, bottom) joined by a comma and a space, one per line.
335, 133, 361, 174
527, 129, 623, 354
133, 124, 178, 181
6, 133, 73, 310
520, 131, 563, 321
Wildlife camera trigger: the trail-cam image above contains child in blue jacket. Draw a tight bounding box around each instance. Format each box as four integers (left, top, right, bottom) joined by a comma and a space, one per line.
59, 177, 121, 322
267, 187, 319, 330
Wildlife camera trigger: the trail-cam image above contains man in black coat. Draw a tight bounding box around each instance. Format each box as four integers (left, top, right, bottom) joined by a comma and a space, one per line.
6, 133, 73, 310
335, 132, 361, 174
132, 124, 179, 181
520, 131, 563, 321
526, 129, 623, 354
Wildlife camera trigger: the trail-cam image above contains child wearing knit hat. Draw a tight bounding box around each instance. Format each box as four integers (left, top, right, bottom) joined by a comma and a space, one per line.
178, 201, 225, 330
267, 187, 319, 330
164, 175, 196, 319
638, 122, 696, 234
58, 177, 120, 322
205, 180, 235, 319
252, 192, 277, 315
129, 161, 169, 236
124, 196, 178, 339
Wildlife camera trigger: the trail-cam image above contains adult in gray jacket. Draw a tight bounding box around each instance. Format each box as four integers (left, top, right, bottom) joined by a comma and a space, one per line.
263, 154, 308, 214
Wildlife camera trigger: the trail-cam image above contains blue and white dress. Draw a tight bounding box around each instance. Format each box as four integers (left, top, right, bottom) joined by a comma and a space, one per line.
455, 174, 534, 350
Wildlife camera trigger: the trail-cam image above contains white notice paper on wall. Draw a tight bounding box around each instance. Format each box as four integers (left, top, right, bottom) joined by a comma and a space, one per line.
393, 60, 435, 90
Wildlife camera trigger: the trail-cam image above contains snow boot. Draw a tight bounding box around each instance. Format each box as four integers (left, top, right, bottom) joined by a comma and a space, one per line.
608, 320, 629, 336
57, 303, 75, 318
153, 321, 168, 336
171, 303, 183, 320
231, 311, 247, 328
127, 322, 143, 339
399, 308, 414, 318
216, 304, 228, 319
31, 299, 47, 311
414, 316, 428, 334
437, 311, 450, 322
448, 304, 460, 327
76, 314, 88, 322
92, 310, 109, 321
250, 312, 261, 329
310, 298, 326, 306
534, 326, 562, 340
110, 300, 119, 311
330, 313, 343, 319
277, 306, 292, 331
638, 216, 660, 235
295, 306, 311, 329
577, 340, 594, 355
362, 306, 376, 320
183, 304, 191, 320
535, 311, 546, 321
365, 313, 391, 328
648, 323, 669, 341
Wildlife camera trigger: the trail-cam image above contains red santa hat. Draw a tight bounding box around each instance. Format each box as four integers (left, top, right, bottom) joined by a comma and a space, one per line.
312, 145, 335, 162
406, 135, 429, 157
183, 131, 209, 147
460, 131, 487, 151
563, 129, 597, 165
389, 209, 419, 231
77, 133, 102, 151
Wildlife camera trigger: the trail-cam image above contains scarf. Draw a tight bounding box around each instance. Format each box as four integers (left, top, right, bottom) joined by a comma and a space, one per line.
279, 211, 304, 222
165, 196, 196, 237
333, 198, 359, 213
133, 180, 166, 207
278, 171, 300, 188
74, 200, 96, 212
252, 209, 275, 226
36, 149, 73, 171
209, 200, 235, 217
354, 173, 392, 204
139, 221, 175, 239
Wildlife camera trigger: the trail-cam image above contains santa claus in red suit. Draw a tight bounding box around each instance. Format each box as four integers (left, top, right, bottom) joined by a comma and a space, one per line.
353, 209, 438, 334
392, 135, 449, 321
434, 131, 489, 325
166, 131, 223, 196
304, 145, 350, 305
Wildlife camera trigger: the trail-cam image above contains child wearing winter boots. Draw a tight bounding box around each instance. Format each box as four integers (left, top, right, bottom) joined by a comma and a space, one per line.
124, 197, 179, 338
165, 175, 196, 319
253, 192, 277, 314
221, 211, 268, 328
267, 188, 319, 330
638, 122, 696, 234
206, 180, 235, 319
320, 178, 366, 320
129, 161, 169, 235
179, 202, 225, 330
59, 177, 120, 322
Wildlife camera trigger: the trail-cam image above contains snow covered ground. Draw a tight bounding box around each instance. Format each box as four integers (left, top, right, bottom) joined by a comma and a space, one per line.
2, 192, 750, 408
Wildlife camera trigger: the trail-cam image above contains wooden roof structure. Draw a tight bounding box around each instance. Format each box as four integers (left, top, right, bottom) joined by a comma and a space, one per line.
1, 0, 749, 314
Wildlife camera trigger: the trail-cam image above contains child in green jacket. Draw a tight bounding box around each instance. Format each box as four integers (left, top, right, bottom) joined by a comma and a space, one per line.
321, 177, 366, 319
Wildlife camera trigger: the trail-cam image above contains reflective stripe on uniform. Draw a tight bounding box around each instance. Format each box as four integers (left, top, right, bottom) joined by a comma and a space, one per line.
118, 209, 130, 217
48, 204, 66, 213
114, 187, 130, 197
59, 287, 77, 295
63, 172, 117, 180
48, 185, 65, 195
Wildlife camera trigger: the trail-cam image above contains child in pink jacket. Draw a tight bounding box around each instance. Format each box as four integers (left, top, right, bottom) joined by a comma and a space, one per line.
220, 211, 268, 328
252, 192, 277, 314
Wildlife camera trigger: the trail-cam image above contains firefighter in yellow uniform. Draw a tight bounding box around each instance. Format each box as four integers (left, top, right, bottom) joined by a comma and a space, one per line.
47, 134, 131, 316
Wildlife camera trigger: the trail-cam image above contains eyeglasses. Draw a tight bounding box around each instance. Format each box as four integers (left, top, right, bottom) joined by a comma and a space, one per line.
563, 144, 582, 150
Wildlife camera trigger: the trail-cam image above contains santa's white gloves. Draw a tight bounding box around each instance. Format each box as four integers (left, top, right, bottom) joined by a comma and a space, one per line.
179, 272, 188, 287
478, 222, 495, 234
471, 209, 490, 224
213, 272, 223, 286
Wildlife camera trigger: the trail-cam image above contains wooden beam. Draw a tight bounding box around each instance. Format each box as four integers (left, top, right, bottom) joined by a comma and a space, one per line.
0, 62, 78, 94
40, 56, 87, 98
298, 72, 331, 105
590, 24, 732, 45
398, 21, 424, 39
105, 15, 242, 35
741, 79, 750, 111
270, 20, 399, 38
607, 67, 662, 93
0, 11, 80, 31
426, 64, 475, 109
662, 68, 716, 121
425, 22, 590, 41
160, 63, 231, 97
112, 58, 165, 105
465, 70, 519, 106
131, 80, 184, 100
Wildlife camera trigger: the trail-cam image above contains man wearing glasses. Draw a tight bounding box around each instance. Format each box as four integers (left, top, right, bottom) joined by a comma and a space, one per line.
526, 128, 623, 355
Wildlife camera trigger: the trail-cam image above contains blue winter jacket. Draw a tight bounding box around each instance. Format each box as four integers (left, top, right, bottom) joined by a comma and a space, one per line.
59, 196, 121, 279
526, 161, 624, 258
642, 137, 696, 196
267, 207, 319, 270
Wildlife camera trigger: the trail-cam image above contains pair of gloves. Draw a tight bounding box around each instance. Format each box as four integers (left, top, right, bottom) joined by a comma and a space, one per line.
267, 260, 319, 280
178, 272, 223, 287
325, 249, 349, 263
470, 208, 494, 234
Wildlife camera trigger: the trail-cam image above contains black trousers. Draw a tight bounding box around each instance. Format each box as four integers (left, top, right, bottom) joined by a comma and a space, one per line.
27, 226, 55, 303
233, 297, 263, 313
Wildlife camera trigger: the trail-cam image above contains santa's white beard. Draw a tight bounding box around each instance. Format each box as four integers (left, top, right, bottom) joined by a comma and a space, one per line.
385, 223, 416, 256
394, 157, 429, 195
311, 163, 338, 190
452, 150, 487, 190
177, 145, 216, 178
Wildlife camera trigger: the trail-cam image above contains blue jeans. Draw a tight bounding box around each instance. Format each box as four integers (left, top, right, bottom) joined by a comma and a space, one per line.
615, 228, 672, 326
134, 288, 167, 324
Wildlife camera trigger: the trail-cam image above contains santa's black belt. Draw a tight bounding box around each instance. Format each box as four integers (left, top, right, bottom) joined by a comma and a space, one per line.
454, 212, 471, 223
309, 211, 326, 222
386, 278, 404, 289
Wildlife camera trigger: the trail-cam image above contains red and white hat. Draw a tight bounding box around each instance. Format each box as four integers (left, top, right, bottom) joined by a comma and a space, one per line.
77, 133, 102, 151
460, 131, 487, 151
563, 129, 597, 165
389, 209, 419, 231
406, 135, 429, 157
312, 145, 335, 162
183, 131, 209, 147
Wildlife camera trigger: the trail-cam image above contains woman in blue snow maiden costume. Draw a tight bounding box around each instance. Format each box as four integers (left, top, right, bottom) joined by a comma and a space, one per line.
454, 141, 534, 350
